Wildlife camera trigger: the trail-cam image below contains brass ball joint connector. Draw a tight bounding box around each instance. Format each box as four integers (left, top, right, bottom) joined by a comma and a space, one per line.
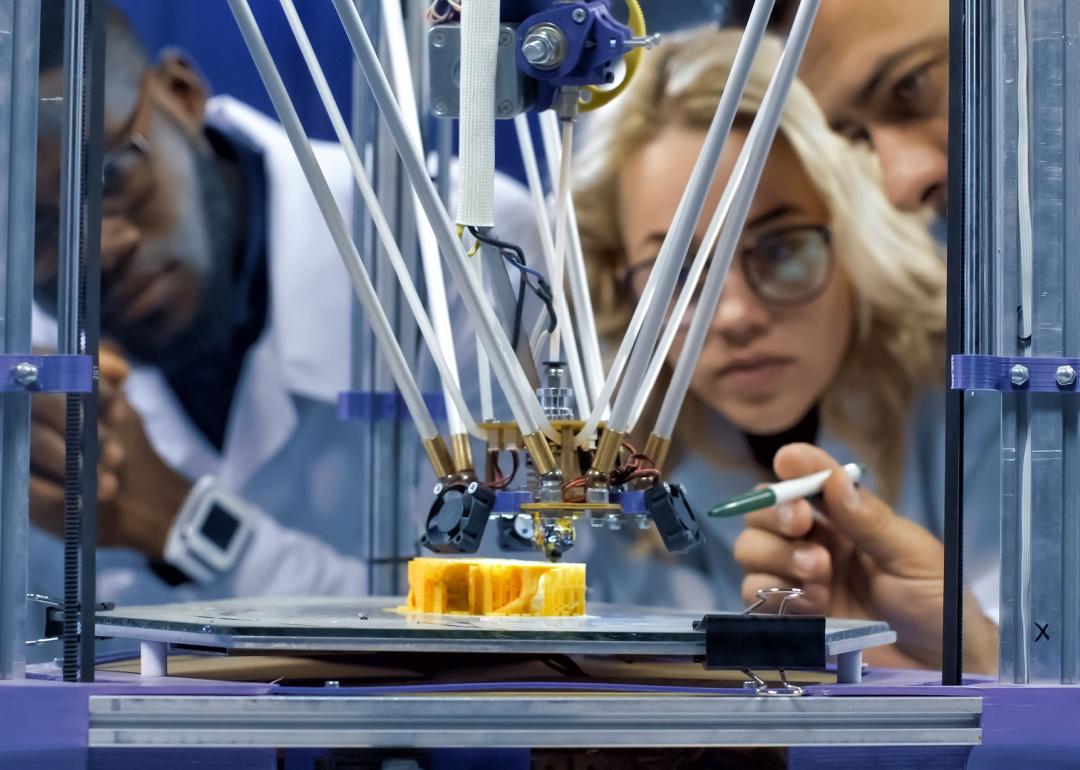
583, 428, 627, 504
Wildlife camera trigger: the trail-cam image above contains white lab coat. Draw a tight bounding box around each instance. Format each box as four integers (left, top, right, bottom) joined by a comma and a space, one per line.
29, 96, 543, 615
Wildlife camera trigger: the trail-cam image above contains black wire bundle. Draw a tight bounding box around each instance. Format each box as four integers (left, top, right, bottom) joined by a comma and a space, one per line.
467, 227, 557, 348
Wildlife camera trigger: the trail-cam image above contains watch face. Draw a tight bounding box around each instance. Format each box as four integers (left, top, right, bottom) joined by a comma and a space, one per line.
201, 503, 240, 551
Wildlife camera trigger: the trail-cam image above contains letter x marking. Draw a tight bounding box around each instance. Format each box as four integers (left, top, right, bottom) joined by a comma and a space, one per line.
1035, 623, 1050, 642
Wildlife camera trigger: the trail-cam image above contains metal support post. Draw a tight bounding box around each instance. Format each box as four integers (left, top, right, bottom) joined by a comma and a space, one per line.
56, 0, 104, 682
351, 0, 421, 596
943, 0, 969, 687
139, 641, 167, 678
960, 0, 1080, 683
351, 50, 382, 597
836, 651, 863, 685
0, 0, 41, 680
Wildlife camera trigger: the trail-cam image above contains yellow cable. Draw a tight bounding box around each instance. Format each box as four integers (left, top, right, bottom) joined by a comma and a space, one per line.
579, 0, 646, 112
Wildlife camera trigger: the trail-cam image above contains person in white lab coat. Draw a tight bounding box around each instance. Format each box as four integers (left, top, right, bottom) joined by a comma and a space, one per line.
29, 5, 537, 618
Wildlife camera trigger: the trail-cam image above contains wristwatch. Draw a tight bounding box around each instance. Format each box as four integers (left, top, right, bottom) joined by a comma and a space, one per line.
162, 476, 259, 585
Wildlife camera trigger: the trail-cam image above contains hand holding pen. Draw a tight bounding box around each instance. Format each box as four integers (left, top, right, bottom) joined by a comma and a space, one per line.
730, 443, 1000, 674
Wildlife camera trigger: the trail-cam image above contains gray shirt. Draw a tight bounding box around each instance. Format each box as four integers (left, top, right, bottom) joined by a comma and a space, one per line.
577, 389, 1002, 619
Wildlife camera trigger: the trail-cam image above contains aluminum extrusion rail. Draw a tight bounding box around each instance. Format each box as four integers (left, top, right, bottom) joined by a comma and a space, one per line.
88, 694, 982, 749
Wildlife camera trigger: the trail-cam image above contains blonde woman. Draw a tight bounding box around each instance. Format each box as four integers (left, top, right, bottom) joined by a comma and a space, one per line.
573, 27, 998, 672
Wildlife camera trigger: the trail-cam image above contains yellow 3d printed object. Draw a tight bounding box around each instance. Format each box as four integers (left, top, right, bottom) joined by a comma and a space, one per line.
403, 557, 586, 616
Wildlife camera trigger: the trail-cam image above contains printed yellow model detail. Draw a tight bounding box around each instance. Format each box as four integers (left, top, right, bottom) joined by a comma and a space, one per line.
403, 557, 586, 616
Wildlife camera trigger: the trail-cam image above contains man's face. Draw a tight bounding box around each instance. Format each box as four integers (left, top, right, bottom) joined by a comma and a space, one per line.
34, 55, 232, 369
799, 0, 949, 216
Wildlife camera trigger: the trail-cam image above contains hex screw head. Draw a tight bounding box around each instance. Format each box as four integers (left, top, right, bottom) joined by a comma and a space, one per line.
1057, 364, 1077, 387
1010, 364, 1030, 387
13, 362, 38, 387
522, 36, 553, 65
572, 7, 587, 22
432, 30, 446, 47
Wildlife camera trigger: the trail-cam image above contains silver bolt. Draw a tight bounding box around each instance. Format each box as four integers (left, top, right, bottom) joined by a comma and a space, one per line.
13, 362, 38, 387
433, 100, 449, 116
466, 481, 479, 494
1057, 364, 1077, 387
498, 99, 514, 115
521, 23, 567, 70
433, 482, 444, 495
499, 29, 513, 47
572, 7, 587, 22
523, 36, 554, 64
624, 32, 662, 51
432, 30, 446, 47
606, 513, 622, 531
1010, 364, 1029, 387
637, 517, 650, 530
325, 680, 340, 688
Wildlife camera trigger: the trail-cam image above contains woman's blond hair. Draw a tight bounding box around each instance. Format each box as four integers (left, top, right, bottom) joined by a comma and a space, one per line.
574, 27, 946, 502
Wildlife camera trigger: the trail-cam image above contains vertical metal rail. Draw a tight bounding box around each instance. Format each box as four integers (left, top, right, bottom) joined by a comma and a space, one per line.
989, 0, 1079, 684
78, 0, 104, 683
56, 0, 103, 682
56, 0, 86, 684
350, 0, 417, 596
351, 33, 381, 597
1020, 0, 1067, 685
1062, 0, 1080, 686
943, 0, 969, 686
0, 0, 41, 680
392, 0, 430, 594
994, 0, 1024, 685
372, 0, 408, 596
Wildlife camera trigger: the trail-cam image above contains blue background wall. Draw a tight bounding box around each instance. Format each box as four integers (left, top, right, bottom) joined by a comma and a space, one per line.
112, 1, 720, 177
115, 1, 354, 141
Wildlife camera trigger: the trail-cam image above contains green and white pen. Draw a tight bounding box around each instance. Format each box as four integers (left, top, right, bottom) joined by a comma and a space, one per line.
707, 463, 864, 518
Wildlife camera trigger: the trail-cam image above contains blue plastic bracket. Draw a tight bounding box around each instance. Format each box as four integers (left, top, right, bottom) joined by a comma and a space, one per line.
337, 390, 448, 422
951, 354, 1080, 393
0, 354, 93, 393
492, 489, 646, 514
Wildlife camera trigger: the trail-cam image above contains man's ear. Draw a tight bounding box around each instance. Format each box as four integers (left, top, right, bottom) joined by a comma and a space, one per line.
149, 49, 209, 131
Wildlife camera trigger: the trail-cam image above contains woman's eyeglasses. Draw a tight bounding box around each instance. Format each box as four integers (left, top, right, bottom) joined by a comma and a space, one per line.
621, 224, 833, 311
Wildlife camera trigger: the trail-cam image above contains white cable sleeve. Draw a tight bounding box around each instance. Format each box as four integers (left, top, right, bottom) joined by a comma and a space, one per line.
279, 0, 480, 439
332, 0, 554, 440
626, 147, 752, 430
539, 112, 605, 408
514, 114, 590, 417
530, 312, 550, 366
576, 0, 777, 446
653, 0, 821, 440
456, 0, 498, 226
229, 0, 440, 442
380, 0, 468, 436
